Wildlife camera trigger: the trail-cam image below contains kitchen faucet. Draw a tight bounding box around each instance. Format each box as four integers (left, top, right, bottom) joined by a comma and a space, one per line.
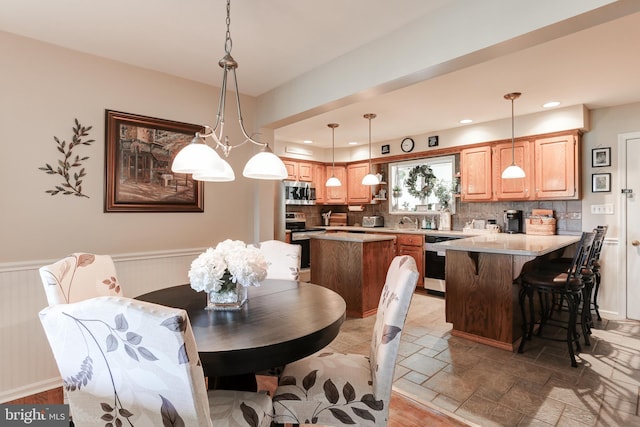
401, 216, 417, 229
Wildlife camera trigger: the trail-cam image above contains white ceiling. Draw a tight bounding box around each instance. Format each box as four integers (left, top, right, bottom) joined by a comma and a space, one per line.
2, 0, 640, 148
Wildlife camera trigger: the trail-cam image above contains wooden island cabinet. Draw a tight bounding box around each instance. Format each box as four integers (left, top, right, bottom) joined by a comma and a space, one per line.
396, 234, 424, 288
436, 233, 580, 351
310, 232, 396, 318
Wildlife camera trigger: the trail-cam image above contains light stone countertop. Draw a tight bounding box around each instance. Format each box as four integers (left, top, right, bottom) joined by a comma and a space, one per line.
309, 231, 396, 243
433, 233, 581, 256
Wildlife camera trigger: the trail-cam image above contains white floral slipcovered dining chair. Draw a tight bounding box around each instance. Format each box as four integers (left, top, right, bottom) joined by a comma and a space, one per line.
257, 240, 301, 281
272, 255, 418, 426
39, 253, 123, 305
39, 296, 272, 427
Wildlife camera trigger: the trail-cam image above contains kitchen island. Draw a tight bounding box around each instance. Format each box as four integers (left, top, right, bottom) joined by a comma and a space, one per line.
310, 232, 396, 317
434, 233, 581, 351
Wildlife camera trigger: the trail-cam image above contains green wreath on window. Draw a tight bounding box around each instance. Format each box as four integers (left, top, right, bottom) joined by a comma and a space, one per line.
405, 165, 436, 200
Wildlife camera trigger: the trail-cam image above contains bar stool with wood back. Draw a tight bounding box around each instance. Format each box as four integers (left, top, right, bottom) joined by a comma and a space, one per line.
518, 231, 596, 367
590, 225, 608, 321
547, 226, 607, 334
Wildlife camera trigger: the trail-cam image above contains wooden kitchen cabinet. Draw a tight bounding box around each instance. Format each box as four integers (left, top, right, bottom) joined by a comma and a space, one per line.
283, 160, 313, 182
347, 162, 373, 204
492, 140, 533, 200
460, 145, 493, 201
324, 165, 347, 204
396, 234, 424, 288
283, 160, 297, 180
534, 132, 580, 199
311, 234, 396, 318
313, 163, 326, 203
461, 131, 580, 202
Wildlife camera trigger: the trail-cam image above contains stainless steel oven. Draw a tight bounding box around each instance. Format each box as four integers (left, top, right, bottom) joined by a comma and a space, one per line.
424, 235, 462, 293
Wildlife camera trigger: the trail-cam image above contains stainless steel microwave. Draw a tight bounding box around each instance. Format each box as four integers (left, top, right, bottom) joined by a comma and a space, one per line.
284, 181, 316, 205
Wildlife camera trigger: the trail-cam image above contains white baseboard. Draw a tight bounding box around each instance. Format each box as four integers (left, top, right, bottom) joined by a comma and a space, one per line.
0, 378, 61, 403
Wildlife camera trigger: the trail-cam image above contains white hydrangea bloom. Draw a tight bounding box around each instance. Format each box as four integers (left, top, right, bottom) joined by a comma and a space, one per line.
188, 240, 267, 293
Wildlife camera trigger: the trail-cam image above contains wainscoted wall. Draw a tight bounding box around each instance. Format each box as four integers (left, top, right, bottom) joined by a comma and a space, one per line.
0, 249, 202, 403
597, 239, 622, 319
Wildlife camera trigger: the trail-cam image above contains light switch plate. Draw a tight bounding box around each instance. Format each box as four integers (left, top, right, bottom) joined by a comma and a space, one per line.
590, 204, 614, 214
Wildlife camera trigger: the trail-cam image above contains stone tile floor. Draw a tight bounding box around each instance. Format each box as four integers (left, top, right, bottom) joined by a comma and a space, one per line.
325, 292, 640, 426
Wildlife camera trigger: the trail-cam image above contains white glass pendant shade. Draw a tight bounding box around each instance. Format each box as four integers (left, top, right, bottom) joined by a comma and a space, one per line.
326, 175, 342, 187
361, 173, 380, 185
171, 140, 223, 174
242, 151, 288, 180
192, 158, 235, 182
501, 164, 526, 179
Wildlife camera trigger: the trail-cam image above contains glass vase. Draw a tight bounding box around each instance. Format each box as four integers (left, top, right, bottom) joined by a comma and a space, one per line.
206, 282, 248, 311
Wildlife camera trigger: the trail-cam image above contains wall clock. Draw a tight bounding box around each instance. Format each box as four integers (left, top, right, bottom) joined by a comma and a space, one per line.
401, 137, 415, 153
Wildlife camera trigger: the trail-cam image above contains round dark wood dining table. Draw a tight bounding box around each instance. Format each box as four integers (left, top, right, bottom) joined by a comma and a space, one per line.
136, 279, 346, 390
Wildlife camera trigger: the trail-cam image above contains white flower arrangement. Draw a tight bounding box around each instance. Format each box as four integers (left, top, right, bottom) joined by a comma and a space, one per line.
188, 239, 267, 293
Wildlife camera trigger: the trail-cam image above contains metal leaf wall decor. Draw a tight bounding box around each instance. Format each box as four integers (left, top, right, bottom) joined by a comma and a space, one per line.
39, 118, 94, 198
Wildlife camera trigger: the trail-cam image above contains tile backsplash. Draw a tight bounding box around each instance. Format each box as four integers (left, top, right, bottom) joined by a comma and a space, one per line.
288, 197, 582, 235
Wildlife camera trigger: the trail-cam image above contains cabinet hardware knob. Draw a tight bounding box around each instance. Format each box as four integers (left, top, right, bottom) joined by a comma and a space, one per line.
633, 240, 640, 246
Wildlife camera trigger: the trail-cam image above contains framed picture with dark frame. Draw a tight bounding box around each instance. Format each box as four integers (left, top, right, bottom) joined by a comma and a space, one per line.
592, 172, 611, 193
105, 110, 204, 212
592, 147, 611, 167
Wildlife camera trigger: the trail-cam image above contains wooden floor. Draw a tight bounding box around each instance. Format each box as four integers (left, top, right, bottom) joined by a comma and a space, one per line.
5, 387, 63, 405
388, 392, 469, 427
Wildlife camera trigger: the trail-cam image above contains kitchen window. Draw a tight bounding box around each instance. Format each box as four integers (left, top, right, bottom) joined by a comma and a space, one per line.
389, 155, 457, 215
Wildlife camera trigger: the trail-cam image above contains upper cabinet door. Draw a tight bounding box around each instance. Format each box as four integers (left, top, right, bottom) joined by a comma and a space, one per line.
313, 163, 326, 204
283, 160, 313, 182
325, 165, 347, 204
283, 160, 298, 181
347, 162, 372, 203
297, 162, 313, 182
493, 140, 533, 200
534, 133, 579, 199
460, 145, 492, 201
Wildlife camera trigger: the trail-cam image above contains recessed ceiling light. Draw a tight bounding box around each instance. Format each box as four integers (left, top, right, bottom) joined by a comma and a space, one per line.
348, 141, 358, 145
543, 101, 560, 108
459, 119, 473, 124
302, 140, 312, 144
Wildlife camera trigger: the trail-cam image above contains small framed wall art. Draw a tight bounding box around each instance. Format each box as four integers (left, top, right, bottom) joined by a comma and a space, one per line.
592, 173, 611, 193
592, 147, 611, 167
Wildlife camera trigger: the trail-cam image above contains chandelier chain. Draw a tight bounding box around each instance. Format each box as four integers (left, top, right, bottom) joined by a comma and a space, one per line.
225, 0, 232, 55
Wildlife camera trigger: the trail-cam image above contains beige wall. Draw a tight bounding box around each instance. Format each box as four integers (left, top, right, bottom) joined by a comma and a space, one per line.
581, 102, 640, 318
0, 31, 278, 263
1, 28, 638, 400
0, 31, 279, 401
